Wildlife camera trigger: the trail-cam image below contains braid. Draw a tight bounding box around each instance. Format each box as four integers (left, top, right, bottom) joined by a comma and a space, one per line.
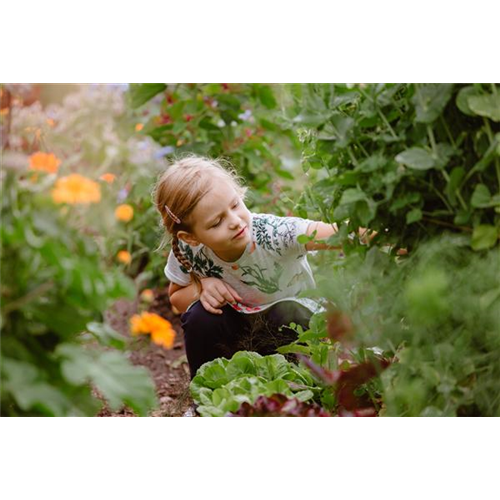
172, 234, 202, 291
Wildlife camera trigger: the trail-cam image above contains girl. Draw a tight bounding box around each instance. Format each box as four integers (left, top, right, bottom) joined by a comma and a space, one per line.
154, 154, 342, 378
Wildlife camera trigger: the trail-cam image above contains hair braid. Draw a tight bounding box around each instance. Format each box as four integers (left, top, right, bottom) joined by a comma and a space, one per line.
171, 234, 202, 291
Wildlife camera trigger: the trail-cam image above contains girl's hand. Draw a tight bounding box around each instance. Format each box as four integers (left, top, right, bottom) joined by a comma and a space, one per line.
199, 277, 243, 315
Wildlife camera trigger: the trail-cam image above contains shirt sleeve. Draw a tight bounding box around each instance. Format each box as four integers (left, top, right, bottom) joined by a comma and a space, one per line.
164, 250, 191, 286
278, 215, 314, 257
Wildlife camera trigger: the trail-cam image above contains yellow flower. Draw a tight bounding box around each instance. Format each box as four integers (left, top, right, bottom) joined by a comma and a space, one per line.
99, 173, 116, 183
29, 152, 61, 174
51, 174, 101, 204
117, 250, 132, 265
135, 123, 144, 132
115, 204, 134, 222
130, 312, 176, 349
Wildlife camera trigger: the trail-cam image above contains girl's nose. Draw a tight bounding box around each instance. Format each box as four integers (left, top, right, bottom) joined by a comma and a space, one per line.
228, 213, 242, 228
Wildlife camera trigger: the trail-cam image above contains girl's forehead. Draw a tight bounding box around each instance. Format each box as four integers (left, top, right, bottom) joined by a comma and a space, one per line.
199, 181, 237, 206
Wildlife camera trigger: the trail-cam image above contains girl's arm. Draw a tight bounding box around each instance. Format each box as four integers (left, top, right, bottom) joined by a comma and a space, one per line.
304, 221, 375, 251
169, 282, 200, 313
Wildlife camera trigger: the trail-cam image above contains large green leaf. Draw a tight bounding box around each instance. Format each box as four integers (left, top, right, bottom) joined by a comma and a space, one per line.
58, 344, 157, 416
395, 148, 435, 170
471, 225, 498, 251
471, 184, 492, 208
413, 84, 454, 123
468, 94, 500, 122
2, 358, 72, 416
456, 86, 482, 116
129, 83, 166, 109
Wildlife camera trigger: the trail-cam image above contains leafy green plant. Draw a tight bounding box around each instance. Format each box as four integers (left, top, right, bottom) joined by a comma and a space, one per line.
283, 83, 500, 253
0, 168, 158, 416
190, 351, 318, 417
303, 237, 500, 416
127, 83, 306, 215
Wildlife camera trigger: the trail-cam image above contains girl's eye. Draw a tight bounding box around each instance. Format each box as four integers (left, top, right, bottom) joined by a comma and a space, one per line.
212, 201, 240, 227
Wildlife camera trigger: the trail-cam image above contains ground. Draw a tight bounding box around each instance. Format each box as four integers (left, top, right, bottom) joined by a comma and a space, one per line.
97, 287, 194, 417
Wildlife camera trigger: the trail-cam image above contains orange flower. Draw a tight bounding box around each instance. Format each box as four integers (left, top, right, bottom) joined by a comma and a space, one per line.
117, 250, 132, 265
51, 174, 101, 204
99, 173, 116, 183
151, 328, 176, 349
29, 152, 61, 174
130, 312, 175, 349
135, 123, 144, 132
46, 118, 56, 127
0, 108, 9, 116
115, 204, 134, 222
140, 289, 154, 303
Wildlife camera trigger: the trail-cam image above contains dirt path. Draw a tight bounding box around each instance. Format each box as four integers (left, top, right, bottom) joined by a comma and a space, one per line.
97, 288, 193, 417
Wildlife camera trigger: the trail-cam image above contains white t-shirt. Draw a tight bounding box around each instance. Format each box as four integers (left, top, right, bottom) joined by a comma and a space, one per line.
164, 212, 323, 315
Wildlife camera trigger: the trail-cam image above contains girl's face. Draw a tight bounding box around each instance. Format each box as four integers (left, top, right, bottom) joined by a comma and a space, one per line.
178, 180, 251, 262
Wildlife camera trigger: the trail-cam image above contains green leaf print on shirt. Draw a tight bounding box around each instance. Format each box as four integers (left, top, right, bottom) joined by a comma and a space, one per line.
286, 271, 305, 288
178, 243, 224, 279
253, 215, 300, 256
240, 262, 283, 294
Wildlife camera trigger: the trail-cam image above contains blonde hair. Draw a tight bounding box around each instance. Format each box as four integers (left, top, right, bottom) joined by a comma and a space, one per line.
154, 154, 247, 289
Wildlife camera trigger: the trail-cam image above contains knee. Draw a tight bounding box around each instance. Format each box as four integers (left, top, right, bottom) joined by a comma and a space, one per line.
267, 301, 312, 330
181, 301, 230, 337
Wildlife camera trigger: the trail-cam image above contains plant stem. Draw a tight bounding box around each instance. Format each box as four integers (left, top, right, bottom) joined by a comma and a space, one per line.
3, 281, 55, 314
482, 117, 500, 191
421, 216, 472, 233
440, 115, 457, 148
358, 86, 398, 139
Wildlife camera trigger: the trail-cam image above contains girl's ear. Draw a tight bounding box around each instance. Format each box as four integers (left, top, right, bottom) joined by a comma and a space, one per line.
177, 230, 200, 247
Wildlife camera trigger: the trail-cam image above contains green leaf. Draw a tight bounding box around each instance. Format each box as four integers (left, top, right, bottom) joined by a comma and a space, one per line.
129, 83, 166, 109
468, 94, 500, 122
226, 351, 258, 378
257, 85, 277, 109
327, 114, 355, 147
406, 208, 423, 224
358, 154, 387, 173
413, 84, 454, 123
395, 148, 435, 170
58, 345, 157, 416
2, 358, 71, 416
445, 167, 465, 205
293, 112, 329, 127
339, 188, 367, 205
86, 322, 126, 349
471, 184, 492, 208
355, 199, 377, 226
456, 86, 482, 116
275, 168, 294, 180
434, 143, 457, 169
471, 225, 498, 251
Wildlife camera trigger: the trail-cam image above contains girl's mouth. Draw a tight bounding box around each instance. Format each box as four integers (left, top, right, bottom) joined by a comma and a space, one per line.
233, 226, 246, 239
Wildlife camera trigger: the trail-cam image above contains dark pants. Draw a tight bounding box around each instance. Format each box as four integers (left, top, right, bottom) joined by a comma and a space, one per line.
181, 300, 312, 378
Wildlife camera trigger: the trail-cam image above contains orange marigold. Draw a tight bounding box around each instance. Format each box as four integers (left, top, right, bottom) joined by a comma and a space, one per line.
117, 250, 132, 264
135, 123, 144, 132
99, 173, 116, 183
29, 152, 61, 174
115, 204, 134, 222
51, 174, 101, 204
130, 312, 175, 349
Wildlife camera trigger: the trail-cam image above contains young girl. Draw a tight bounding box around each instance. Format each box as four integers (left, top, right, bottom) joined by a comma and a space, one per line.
154, 154, 341, 378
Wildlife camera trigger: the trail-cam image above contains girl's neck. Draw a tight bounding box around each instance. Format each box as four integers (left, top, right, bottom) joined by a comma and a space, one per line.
212, 246, 246, 263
